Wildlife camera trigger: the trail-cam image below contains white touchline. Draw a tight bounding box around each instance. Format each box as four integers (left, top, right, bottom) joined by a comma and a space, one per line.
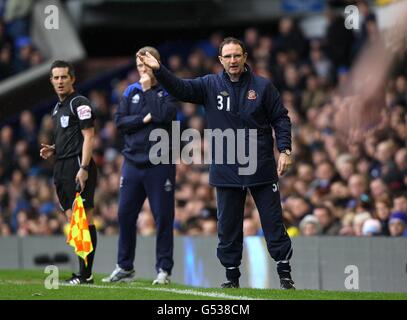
0, 280, 263, 300
135, 286, 261, 300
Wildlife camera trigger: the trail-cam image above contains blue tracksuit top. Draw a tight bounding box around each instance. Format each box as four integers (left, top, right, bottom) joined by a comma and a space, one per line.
154, 64, 292, 187
115, 82, 177, 166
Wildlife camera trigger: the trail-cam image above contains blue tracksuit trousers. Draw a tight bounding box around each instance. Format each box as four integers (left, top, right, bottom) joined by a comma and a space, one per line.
117, 159, 175, 274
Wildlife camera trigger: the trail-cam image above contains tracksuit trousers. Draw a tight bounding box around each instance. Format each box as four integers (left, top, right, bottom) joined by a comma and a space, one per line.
117, 159, 175, 274
216, 183, 293, 279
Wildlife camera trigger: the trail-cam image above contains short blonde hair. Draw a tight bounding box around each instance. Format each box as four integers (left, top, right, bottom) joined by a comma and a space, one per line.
136, 46, 160, 62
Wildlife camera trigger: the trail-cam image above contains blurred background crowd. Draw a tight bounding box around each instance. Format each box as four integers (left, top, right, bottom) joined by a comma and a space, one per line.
0, 0, 406, 238
0, 0, 44, 81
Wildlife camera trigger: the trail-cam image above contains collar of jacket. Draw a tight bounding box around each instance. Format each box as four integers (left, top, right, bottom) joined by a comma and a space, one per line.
134, 82, 162, 91
60, 91, 77, 104
221, 63, 251, 84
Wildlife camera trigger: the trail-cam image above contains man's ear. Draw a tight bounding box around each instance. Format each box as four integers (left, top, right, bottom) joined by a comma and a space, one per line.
243, 52, 248, 62
218, 55, 223, 64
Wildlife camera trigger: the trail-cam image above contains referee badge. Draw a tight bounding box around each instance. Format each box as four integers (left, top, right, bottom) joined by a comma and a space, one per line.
60, 115, 69, 128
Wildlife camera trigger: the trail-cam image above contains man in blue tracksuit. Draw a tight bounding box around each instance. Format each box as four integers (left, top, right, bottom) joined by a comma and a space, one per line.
103, 47, 177, 285
139, 37, 295, 289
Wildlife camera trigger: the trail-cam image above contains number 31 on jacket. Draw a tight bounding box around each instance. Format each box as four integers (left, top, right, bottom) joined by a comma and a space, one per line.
217, 95, 230, 111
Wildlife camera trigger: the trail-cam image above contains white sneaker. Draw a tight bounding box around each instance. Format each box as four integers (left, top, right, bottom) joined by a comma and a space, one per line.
152, 268, 170, 285
102, 265, 135, 283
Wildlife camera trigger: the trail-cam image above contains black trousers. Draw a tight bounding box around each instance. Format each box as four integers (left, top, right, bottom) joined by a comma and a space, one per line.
216, 183, 292, 270
54, 156, 97, 211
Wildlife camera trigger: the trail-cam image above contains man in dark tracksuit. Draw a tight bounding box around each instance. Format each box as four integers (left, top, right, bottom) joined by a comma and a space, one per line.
103, 47, 177, 285
40, 60, 98, 284
139, 37, 295, 289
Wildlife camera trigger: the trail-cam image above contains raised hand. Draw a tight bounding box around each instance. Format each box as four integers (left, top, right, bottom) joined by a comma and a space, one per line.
137, 51, 160, 70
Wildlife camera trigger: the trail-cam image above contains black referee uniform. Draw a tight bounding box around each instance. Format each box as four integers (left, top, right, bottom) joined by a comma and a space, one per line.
52, 92, 97, 210
51, 91, 97, 281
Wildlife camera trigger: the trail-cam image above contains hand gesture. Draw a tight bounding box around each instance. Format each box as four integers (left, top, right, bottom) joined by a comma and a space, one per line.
137, 52, 160, 70
40, 144, 55, 159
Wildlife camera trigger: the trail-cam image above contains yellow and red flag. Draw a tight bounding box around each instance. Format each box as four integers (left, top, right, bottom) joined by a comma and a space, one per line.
66, 191, 93, 266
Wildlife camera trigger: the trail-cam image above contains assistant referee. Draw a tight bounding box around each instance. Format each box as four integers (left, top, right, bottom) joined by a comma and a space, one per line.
40, 60, 98, 285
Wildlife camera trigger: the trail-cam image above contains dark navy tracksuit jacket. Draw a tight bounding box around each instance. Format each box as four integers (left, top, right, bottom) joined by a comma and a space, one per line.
154, 64, 293, 273
114, 82, 177, 274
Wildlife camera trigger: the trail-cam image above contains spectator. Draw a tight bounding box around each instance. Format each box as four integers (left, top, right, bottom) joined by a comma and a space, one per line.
309, 46, 333, 85
394, 148, 407, 187
312, 205, 341, 235
335, 154, 355, 182
276, 17, 307, 60
296, 162, 314, 184
353, 212, 372, 236
392, 193, 407, 213
243, 27, 259, 57
347, 174, 369, 210
325, 8, 354, 69
330, 181, 351, 208
285, 195, 312, 225
300, 74, 327, 115
18, 110, 38, 157
0, 44, 13, 79
339, 212, 355, 236
299, 215, 321, 236
352, 0, 377, 57
309, 161, 336, 198
14, 36, 32, 73
388, 212, 407, 237
374, 199, 391, 236
361, 218, 382, 236
370, 178, 390, 202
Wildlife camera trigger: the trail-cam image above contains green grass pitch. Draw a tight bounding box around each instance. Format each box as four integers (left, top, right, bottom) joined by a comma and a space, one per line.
0, 270, 406, 300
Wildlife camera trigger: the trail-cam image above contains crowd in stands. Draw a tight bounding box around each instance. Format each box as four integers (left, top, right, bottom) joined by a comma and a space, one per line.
0, 0, 44, 81
0, 1, 406, 238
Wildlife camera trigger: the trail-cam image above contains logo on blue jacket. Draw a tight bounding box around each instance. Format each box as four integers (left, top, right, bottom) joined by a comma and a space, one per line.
132, 94, 140, 104
164, 179, 173, 192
